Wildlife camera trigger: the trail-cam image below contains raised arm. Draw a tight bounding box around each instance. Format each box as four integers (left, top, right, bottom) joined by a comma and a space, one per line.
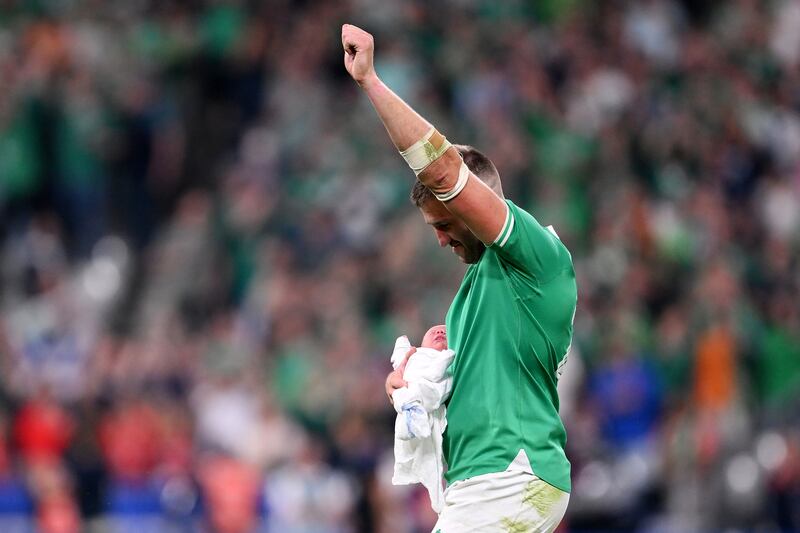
342, 24, 507, 245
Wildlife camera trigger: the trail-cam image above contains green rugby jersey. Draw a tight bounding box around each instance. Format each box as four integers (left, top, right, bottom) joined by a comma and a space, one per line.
443, 200, 576, 492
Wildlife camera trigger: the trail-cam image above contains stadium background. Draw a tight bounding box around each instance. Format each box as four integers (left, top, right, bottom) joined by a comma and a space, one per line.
1, 0, 799, 531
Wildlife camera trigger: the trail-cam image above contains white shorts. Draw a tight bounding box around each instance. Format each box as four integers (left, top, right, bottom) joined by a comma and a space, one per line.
432, 469, 569, 533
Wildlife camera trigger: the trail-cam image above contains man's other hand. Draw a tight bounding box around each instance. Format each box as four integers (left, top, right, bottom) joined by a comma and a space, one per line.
342, 24, 377, 86
385, 346, 415, 404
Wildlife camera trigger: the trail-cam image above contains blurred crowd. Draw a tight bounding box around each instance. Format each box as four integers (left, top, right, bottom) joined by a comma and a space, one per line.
1, 0, 799, 531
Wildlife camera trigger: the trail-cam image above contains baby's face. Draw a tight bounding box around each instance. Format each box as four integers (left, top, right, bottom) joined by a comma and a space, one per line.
421, 325, 447, 351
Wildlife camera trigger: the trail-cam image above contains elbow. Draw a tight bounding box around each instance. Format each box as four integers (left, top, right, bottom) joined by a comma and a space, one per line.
418, 149, 463, 195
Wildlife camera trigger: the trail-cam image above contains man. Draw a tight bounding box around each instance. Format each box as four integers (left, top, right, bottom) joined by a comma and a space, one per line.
342, 24, 576, 532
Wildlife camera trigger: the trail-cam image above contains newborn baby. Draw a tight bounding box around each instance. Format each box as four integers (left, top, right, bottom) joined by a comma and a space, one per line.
390, 325, 455, 512
391, 324, 454, 439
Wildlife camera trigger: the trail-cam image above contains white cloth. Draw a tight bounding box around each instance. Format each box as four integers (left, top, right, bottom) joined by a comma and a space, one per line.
390, 335, 455, 513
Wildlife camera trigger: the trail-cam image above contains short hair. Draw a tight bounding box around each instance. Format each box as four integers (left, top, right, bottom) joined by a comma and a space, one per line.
409, 144, 503, 207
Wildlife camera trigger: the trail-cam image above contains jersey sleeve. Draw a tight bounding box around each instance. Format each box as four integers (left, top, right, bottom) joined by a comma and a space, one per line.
489, 200, 571, 280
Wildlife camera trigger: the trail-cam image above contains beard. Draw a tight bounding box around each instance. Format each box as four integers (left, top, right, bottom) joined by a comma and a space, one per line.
452, 238, 485, 264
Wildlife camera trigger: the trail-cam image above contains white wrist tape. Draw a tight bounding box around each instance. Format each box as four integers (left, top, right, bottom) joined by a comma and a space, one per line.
399, 127, 452, 175
434, 161, 470, 202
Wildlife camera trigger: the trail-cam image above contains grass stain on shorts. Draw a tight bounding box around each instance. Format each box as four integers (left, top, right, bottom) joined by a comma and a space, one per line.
522, 479, 563, 516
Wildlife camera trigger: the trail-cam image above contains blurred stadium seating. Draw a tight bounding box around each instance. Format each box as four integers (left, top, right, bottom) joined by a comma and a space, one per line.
1, 0, 799, 531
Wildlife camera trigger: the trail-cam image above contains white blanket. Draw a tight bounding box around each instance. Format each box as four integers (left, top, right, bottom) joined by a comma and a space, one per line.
390, 335, 454, 513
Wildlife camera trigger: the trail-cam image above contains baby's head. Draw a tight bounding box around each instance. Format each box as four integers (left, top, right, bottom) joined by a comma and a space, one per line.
421, 324, 447, 351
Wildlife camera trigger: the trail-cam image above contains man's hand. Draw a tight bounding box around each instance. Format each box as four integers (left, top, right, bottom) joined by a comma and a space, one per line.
385, 346, 415, 404
342, 24, 377, 87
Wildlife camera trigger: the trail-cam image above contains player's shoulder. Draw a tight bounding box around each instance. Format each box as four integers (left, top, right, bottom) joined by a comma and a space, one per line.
488, 199, 574, 278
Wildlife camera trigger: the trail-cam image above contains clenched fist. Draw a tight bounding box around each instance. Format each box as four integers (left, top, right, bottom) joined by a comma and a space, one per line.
342, 24, 377, 87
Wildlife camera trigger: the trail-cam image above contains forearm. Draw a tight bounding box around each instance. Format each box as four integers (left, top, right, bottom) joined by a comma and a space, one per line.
360, 74, 461, 192
360, 75, 434, 152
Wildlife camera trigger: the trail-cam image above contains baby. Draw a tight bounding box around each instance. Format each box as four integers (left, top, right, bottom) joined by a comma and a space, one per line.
390, 324, 454, 439
390, 324, 455, 512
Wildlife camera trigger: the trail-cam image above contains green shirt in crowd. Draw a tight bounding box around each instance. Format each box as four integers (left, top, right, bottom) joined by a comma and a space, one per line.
443, 200, 576, 493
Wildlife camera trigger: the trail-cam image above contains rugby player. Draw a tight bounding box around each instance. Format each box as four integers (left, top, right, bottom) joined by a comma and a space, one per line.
342, 23, 577, 532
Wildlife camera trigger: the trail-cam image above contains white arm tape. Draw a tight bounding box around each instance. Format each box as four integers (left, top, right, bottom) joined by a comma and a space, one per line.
434, 161, 470, 202
399, 127, 452, 175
